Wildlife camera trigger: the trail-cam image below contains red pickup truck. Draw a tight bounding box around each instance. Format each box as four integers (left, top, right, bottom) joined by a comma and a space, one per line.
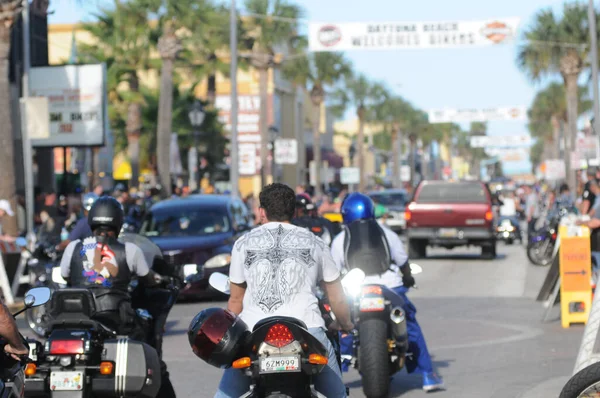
405, 180, 496, 259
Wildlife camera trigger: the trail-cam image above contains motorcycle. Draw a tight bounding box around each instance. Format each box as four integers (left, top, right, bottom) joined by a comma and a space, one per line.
21, 243, 65, 338
206, 273, 334, 398
496, 217, 520, 245
526, 203, 574, 266
1, 287, 52, 398
339, 264, 421, 398
560, 361, 600, 398
24, 237, 180, 398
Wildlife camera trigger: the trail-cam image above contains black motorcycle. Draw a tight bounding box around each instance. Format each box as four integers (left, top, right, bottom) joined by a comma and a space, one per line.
206, 273, 331, 398
340, 268, 410, 398
496, 217, 521, 245
24, 279, 178, 398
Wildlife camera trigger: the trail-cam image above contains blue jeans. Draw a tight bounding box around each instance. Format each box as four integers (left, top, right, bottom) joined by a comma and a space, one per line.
215, 327, 346, 398
340, 286, 434, 375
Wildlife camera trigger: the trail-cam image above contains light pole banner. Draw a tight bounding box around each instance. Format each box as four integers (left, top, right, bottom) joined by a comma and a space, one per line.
428, 106, 527, 123
470, 135, 532, 148
309, 18, 520, 52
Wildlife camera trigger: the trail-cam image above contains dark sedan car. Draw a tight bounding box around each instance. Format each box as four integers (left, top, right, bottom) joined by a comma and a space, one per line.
139, 195, 253, 299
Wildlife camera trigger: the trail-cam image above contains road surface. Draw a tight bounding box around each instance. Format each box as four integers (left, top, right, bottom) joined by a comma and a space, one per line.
157, 242, 583, 398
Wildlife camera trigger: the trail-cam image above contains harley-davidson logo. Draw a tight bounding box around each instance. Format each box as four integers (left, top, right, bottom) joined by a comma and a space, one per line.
480, 21, 513, 44
318, 25, 342, 47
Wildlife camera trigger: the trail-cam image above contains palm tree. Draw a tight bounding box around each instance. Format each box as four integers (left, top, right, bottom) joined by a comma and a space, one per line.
332, 74, 388, 191
79, 3, 159, 187
173, 1, 233, 104
0, 0, 22, 235
517, 3, 593, 189
283, 50, 352, 196
243, 0, 303, 187
528, 82, 591, 162
156, 20, 183, 197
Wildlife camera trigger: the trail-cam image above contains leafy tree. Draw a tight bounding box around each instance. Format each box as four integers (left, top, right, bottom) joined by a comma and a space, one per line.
243, 0, 303, 186
517, 3, 595, 189
79, 3, 160, 186
331, 73, 388, 191
283, 45, 352, 196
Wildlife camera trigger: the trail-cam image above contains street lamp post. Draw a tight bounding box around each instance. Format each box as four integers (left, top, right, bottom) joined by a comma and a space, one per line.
268, 125, 279, 183
188, 100, 206, 191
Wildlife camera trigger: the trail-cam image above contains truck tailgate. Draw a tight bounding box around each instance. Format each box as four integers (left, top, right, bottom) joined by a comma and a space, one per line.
408, 203, 491, 228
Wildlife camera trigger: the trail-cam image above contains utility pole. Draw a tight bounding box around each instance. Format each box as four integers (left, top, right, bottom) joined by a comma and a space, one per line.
589, 0, 600, 140
229, 0, 239, 197
21, 0, 34, 236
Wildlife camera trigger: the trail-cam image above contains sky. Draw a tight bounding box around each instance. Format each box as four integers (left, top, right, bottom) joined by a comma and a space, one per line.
49, 0, 574, 175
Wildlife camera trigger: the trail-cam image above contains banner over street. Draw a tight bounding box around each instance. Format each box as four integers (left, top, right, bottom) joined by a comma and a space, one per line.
428, 106, 527, 123
309, 18, 520, 52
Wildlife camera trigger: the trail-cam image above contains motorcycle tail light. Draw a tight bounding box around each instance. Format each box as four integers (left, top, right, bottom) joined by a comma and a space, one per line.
49, 340, 84, 355
552, 233, 557, 240
362, 285, 382, 296
264, 324, 294, 348
100, 362, 114, 375
323, 304, 331, 312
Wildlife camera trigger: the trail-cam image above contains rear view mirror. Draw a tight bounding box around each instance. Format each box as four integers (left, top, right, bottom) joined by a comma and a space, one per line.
209, 272, 230, 295
24, 287, 51, 308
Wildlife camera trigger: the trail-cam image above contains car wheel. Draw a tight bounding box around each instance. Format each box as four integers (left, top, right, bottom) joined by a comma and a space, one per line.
482, 242, 496, 259
408, 239, 427, 259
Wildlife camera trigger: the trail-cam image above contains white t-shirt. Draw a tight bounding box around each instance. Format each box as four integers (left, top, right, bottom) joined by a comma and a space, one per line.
499, 197, 517, 217
229, 222, 340, 331
330, 223, 408, 289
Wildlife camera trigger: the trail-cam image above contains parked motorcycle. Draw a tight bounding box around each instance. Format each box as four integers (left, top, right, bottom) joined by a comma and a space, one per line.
339, 264, 421, 398
202, 273, 334, 398
526, 203, 574, 266
560, 361, 600, 398
1, 287, 52, 398
22, 243, 64, 337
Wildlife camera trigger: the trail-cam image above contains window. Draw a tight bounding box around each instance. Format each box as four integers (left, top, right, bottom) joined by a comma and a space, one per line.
369, 192, 407, 207
416, 183, 488, 204
140, 206, 230, 237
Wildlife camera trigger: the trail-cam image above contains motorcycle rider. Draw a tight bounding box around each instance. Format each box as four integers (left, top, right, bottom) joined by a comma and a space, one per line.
498, 190, 522, 242
58, 196, 176, 398
292, 193, 337, 244
0, 297, 28, 360
330, 192, 444, 392
216, 183, 353, 398
55, 193, 97, 252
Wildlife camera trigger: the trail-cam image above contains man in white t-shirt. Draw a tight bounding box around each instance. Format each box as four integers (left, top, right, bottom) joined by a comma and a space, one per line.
215, 183, 353, 398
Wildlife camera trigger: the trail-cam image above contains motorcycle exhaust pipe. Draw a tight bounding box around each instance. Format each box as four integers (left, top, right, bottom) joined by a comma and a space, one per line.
390, 307, 408, 351
390, 307, 405, 324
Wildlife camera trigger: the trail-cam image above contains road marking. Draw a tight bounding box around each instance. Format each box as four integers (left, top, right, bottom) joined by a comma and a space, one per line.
431, 319, 544, 351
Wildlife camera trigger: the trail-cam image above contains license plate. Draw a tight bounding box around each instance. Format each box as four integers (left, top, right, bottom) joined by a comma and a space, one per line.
439, 228, 458, 238
259, 356, 300, 374
50, 371, 83, 391
360, 297, 385, 311
183, 264, 197, 277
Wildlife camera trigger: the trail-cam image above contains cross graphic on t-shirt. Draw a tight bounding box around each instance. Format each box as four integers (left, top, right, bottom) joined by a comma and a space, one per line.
244, 224, 315, 312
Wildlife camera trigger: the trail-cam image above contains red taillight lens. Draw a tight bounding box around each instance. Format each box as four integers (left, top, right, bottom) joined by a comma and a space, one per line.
323, 304, 331, 312
552, 233, 557, 240
485, 210, 493, 221
362, 285, 382, 295
264, 324, 294, 348
49, 340, 84, 355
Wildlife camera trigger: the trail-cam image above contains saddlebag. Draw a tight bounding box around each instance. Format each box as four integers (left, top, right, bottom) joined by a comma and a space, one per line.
93, 338, 161, 398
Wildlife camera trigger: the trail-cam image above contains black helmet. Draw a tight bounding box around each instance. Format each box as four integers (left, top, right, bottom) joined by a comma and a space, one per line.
188, 308, 249, 368
88, 196, 124, 233
296, 193, 314, 211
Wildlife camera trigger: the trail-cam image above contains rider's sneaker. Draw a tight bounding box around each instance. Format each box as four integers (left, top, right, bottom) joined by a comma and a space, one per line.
422, 372, 444, 392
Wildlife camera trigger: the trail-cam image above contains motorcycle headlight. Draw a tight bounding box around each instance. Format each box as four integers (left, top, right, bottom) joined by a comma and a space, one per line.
204, 253, 231, 269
